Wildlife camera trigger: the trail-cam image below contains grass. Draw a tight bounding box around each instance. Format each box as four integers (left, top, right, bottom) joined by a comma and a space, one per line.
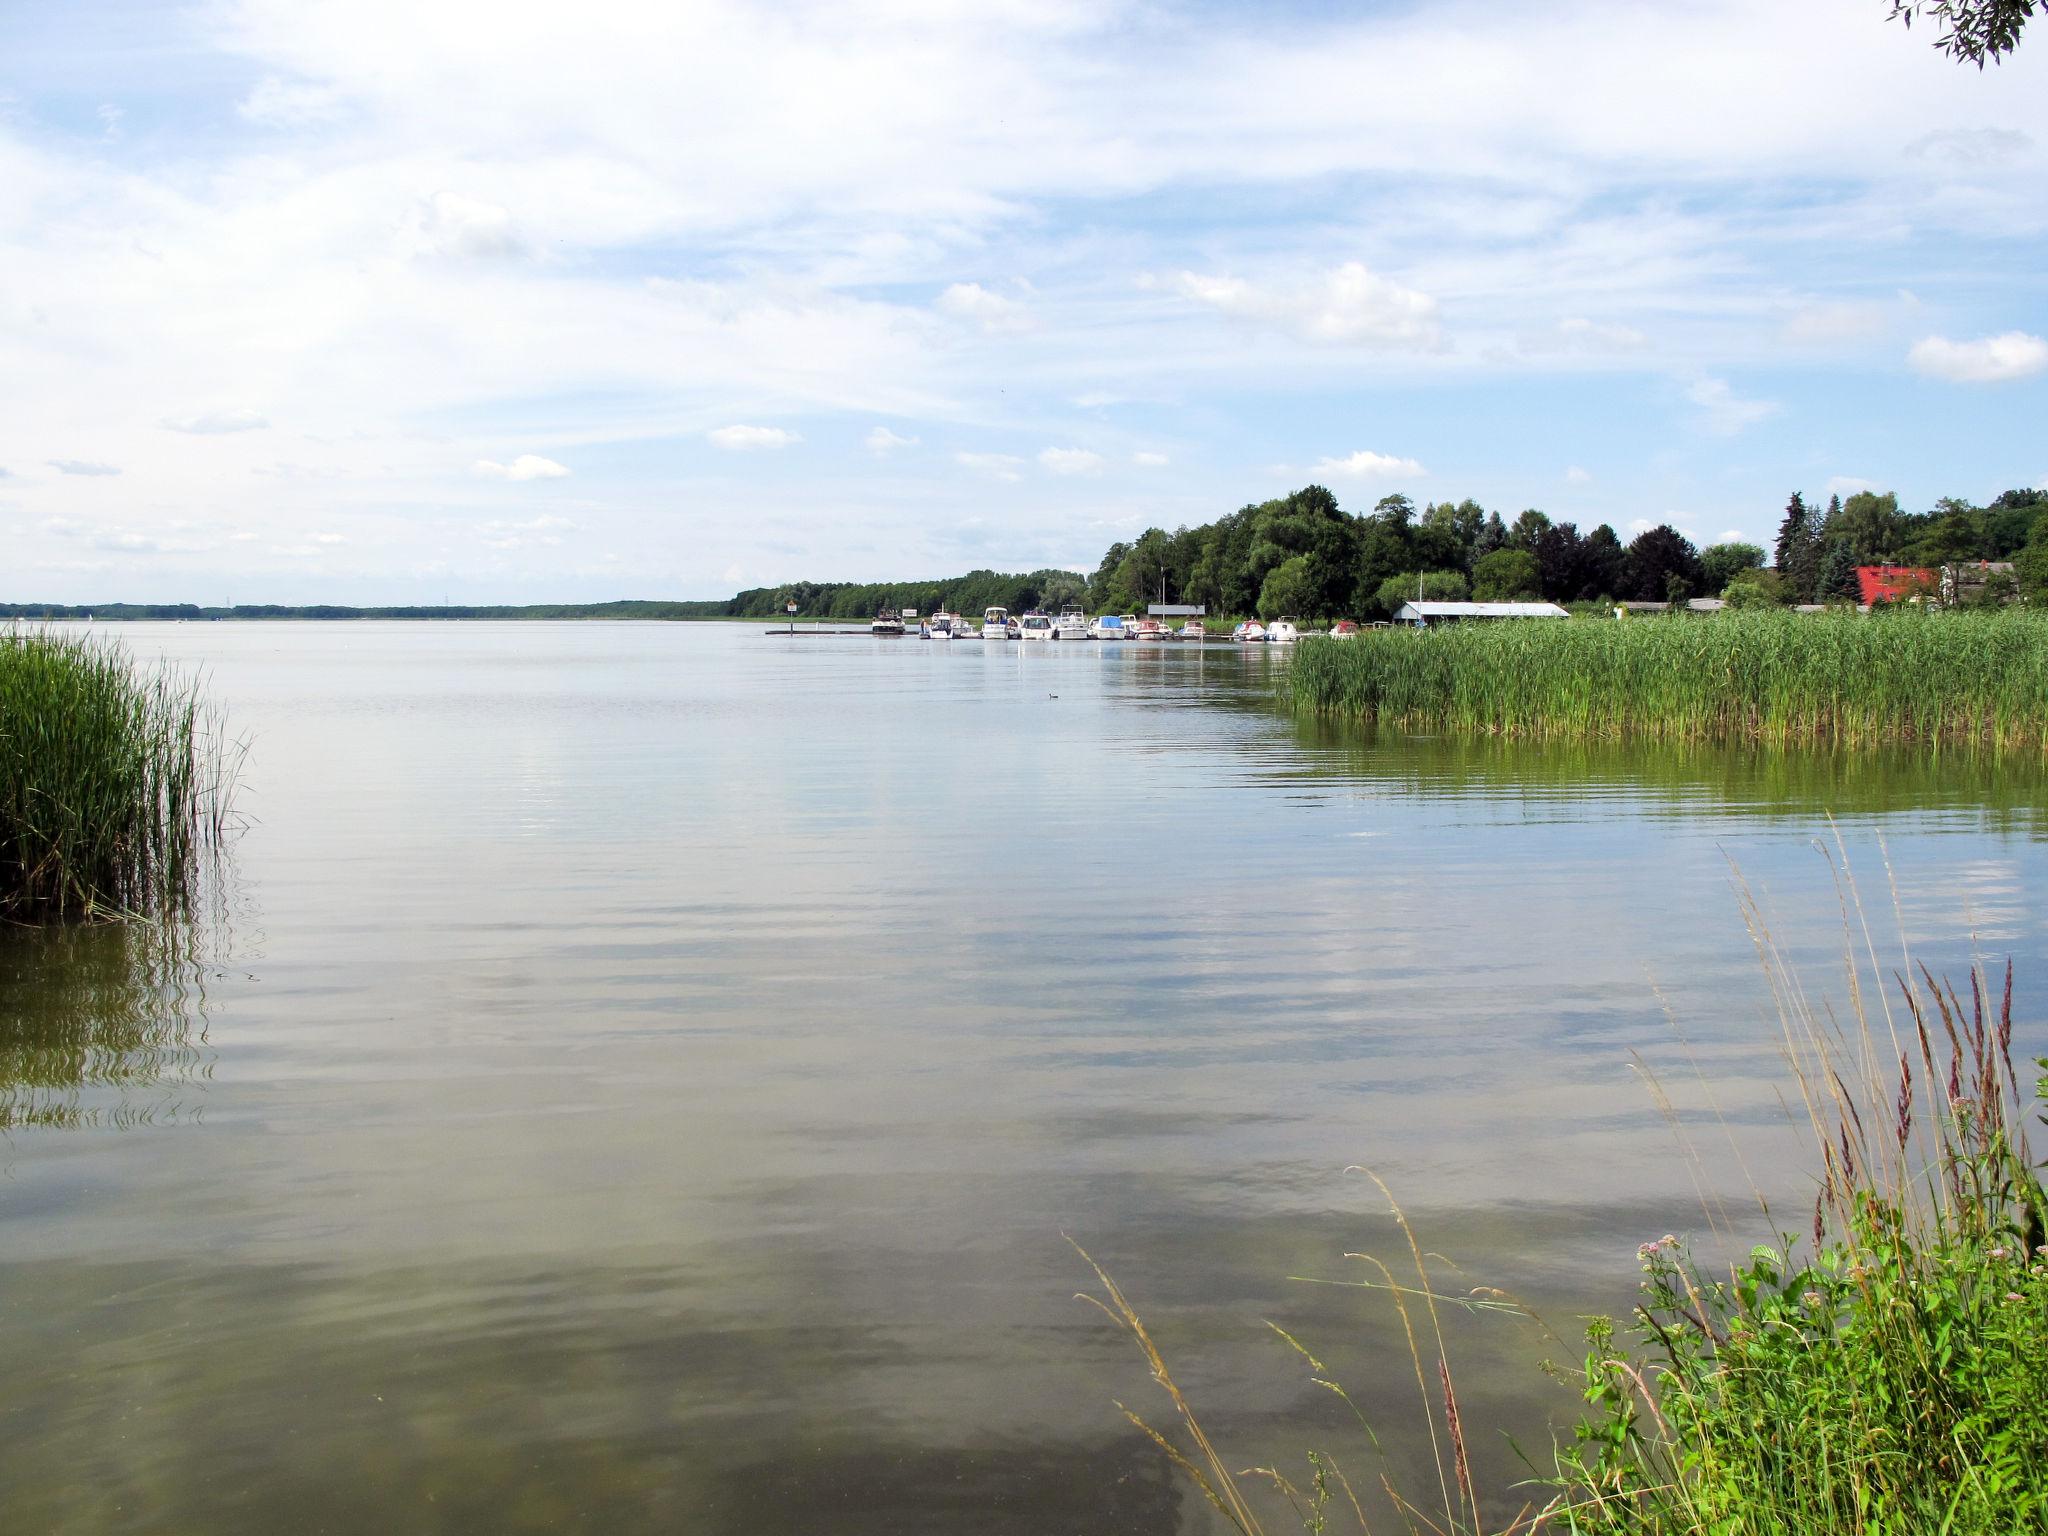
1288, 608, 2048, 748
1081, 847, 2048, 1533
0, 627, 241, 923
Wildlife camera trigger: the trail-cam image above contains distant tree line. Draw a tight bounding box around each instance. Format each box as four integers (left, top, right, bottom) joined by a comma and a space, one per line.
728, 568, 1088, 621
1086, 487, 1759, 620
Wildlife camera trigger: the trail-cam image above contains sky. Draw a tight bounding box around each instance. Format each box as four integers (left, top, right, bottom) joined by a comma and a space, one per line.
3, 0, 2046, 604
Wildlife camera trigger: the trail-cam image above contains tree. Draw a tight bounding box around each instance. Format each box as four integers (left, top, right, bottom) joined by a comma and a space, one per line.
1534, 521, 1588, 601
1472, 512, 1509, 563
1833, 491, 1903, 565
1774, 492, 1817, 600
1374, 570, 1469, 614
1508, 508, 1552, 551
1700, 541, 1766, 594
1580, 525, 1627, 599
1889, 0, 2036, 65
1623, 525, 1706, 601
1723, 571, 1783, 609
1471, 548, 1541, 600
1817, 541, 1860, 602
1257, 555, 1318, 620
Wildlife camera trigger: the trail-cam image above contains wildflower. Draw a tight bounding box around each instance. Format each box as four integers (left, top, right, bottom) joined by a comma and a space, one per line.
1660, 1235, 1678, 1249
1638, 1242, 1659, 1261
2007, 1292, 2024, 1303
1802, 1289, 1826, 1309
1991, 1246, 2010, 1260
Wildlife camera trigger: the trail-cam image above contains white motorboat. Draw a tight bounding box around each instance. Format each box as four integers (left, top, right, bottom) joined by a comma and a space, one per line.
982, 606, 1014, 640
1328, 620, 1360, 639
925, 611, 966, 639
1016, 610, 1054, 641
1052, 604, 1089, 641
871, 610, 906, 636
1267, 617, 1301, 644
1178, 619, 1206, 641
1088, 614, 1128, 640
1232, 620, 1267, 643
1133, 616, 1168, 641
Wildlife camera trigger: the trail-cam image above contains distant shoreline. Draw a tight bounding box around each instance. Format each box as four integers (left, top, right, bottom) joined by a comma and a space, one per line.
0, 603, 749, 622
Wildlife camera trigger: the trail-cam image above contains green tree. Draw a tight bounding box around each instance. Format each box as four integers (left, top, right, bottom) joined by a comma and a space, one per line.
1256, 555, 1317, 620
1471, 548, 1540, 600
1888, 0, 2036, 65
1623, 524, 1706, 601
1700, 541, 1765, 594
1373, 570, 1468, 613
1722, 571, 1783, 609
1508, 508, 1552, 551
1817, 540, 1861, 602
1579, 524, 1627, 599
1774, 492, 1818, 600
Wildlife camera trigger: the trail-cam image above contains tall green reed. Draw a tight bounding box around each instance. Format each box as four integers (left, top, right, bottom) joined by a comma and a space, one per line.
1289, 609, 2048, 748
0, 627, 242, 922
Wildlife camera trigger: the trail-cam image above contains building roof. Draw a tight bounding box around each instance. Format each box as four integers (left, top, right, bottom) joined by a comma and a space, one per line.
1146, 603, 1207, 615
1394, 601, 1571, 620
1855, 565, 1935, 605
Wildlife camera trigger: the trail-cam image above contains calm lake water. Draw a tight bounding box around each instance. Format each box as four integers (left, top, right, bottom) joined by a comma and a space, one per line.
4, 621, 2045, 1533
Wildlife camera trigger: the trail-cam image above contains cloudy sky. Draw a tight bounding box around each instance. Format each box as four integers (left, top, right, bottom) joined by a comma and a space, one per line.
4, 0, 2046, 603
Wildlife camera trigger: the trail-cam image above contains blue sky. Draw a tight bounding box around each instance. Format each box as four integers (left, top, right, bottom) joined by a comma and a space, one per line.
3, 0, 2045, 603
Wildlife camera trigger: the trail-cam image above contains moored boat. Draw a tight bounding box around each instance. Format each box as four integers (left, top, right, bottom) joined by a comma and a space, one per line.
1017, 609, 1054, 641
1053, 605, 1089, 641
1179, 619, 1206, 641
1089, 614, 1128, 641
1133, 617, 1168, 641
1267, 616, 1301, 644
1233, 620, 1267, 643
871, 609, 906, 636
983, 606, 1014, 640
925, 611, 965, 639
1329, 619, 1360, 639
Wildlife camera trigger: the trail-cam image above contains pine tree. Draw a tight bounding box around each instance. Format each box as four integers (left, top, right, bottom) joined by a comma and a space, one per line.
1774, 492, 1810, 573
1817, 540, 1859, 602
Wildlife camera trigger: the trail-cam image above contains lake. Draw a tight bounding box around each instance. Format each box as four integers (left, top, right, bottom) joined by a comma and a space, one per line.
4, 621, 2043, 1533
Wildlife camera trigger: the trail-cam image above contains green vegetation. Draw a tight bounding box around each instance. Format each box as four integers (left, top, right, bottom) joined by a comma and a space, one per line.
0, 630, 239, 922
1085, 875, 2048, 1533
1289, 608, 2048, 747
0, 600, 734, 622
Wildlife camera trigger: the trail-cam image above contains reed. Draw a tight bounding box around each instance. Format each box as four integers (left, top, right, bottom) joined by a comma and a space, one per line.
0, 627, 240, 922
1288, 609, 2048, 748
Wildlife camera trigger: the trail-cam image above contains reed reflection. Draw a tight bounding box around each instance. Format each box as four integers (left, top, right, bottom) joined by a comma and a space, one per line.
0, 917, 219, 1130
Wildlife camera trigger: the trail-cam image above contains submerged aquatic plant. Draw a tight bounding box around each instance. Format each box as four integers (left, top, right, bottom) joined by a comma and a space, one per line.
1288, 608, 2048, 748
0, 627, 242, 923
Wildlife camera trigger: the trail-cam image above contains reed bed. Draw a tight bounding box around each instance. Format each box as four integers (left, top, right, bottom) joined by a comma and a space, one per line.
1289, 609, 2048, 748
0, 628, 240, 923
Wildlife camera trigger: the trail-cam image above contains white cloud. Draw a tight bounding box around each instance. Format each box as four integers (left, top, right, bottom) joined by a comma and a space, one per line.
403, 191, 524, 260
955, 451, 1024, 482
1907, 331, 2048, 384
163, 409, 269, 434
1564, 465, 1591, 484
1309, 450, 1426, 481
310, 531, 347, 545
707, 425, 801, 451
1132, 451, 1169, 467
97, 104, 123, 141
49, 460, 120, 476
1520, 316, 1648, 354
478, 514, 577, 549
1165, 263, 1439, 349
936, 282, 1030, 332
1686, 377, 1777, 435
1038, 446, 1103, 476
473, 454, 571, 480
1715, 528, 1746, 544
1824, 475, 1882, 501
864, 426, 918, 455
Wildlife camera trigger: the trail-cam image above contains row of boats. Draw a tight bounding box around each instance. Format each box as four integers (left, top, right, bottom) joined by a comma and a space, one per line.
870, 605, 1328, 643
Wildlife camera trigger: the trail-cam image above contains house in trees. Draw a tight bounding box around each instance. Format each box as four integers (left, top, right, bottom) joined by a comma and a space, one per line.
1939, 562, 2019, 608
1854, 565, 1936, 606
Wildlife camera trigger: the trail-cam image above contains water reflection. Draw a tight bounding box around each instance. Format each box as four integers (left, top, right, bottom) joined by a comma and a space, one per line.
0, 919, 217, 1130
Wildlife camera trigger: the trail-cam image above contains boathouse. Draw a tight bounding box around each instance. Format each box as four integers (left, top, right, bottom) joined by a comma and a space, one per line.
1392, 600, 1571, 627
